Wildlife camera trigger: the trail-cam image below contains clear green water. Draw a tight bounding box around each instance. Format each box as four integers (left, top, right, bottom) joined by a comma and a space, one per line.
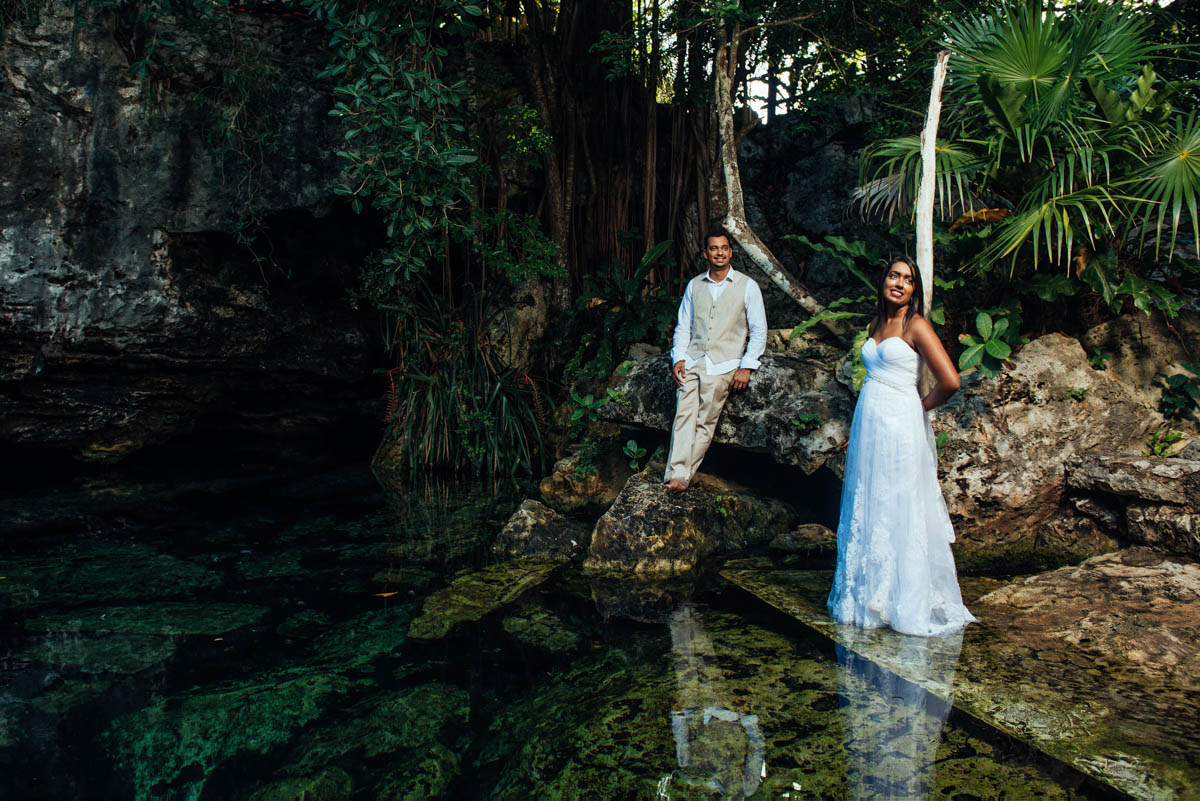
0, 465, 1111, 800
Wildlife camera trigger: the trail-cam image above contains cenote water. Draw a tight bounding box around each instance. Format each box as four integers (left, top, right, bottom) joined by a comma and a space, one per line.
0, 460, 1117, 800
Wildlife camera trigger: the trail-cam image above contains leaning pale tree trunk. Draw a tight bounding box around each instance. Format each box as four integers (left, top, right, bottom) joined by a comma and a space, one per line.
714, 22, 831, 325
915, 50, 951, 396
915, 50, 950, 316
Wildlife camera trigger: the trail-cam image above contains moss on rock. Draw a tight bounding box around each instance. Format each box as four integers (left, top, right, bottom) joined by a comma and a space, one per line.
407, 558, 564, 640
104, 667, 356, 801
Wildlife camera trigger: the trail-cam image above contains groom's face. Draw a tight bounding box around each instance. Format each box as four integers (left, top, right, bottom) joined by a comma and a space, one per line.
705, 235, 732, 271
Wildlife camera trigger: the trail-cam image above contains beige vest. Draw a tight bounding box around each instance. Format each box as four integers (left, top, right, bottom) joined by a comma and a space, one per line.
685, 271, 748, 364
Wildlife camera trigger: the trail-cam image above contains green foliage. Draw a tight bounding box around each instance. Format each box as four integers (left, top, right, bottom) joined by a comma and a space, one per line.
565, 241, 677, 380
1157, 363, 1200, 418
373, 282, 546, 484
622, 439, 648, 470
496, 103, 551, 166
935, 431, 949, 458
958, 305, 1025, 377
850, 326, 870, 392
856, 0, 1193, 315
1056, 387, 1089, 402
567, 388, 626, 440
790, 413, 822, 433
784, 234, 880, 293
1088, 347, 1110, 371
308, 0, 482, 281
572, 439, 599, 478
1144, 428, 1184, 457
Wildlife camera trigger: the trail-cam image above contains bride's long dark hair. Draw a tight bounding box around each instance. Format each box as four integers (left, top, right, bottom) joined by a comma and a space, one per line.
869, 255, 924, 336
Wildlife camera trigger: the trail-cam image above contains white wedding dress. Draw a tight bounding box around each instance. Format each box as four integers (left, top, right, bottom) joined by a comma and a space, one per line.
827, 336, 977, 637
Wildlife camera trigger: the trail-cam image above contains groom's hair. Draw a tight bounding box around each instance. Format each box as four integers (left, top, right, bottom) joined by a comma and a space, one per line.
872, 255, 924, 334
702, 228, 731, 249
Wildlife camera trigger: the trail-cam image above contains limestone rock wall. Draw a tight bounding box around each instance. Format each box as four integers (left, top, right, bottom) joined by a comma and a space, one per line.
0, 4, 381, 459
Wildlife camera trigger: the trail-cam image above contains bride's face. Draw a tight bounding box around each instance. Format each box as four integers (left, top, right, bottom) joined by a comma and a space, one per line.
883, 261, 915, 307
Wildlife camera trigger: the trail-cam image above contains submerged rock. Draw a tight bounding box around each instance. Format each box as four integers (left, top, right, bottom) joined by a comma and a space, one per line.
585, 469, 797, 576
492, 499, 589, 559
501, 607, 581, 653
248, 768, 353, 801
407, 558, 565, 639
24, 602, 267, 635
104, 667, 355, 801
1, 543, 221, 610
287, 682, 469, 774
25, 633, 176, 675
538, 443, 636, 514
308, 605, 416, 669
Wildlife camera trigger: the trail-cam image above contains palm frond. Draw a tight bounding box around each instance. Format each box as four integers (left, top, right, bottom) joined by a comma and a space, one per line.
1132, 113, 1200, 260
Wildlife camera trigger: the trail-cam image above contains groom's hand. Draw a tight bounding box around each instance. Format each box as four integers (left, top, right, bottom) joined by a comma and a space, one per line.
672, 361, 687, 386
730, 367, 751, 392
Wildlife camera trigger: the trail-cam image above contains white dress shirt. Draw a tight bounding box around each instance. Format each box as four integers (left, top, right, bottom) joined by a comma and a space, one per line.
670, 269, 767, 375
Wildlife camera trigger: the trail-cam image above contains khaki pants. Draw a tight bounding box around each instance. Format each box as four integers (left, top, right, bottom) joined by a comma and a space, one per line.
664, 365, 734, 484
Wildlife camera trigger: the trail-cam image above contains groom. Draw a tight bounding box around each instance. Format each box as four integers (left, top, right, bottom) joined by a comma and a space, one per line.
663, 229, 767, 492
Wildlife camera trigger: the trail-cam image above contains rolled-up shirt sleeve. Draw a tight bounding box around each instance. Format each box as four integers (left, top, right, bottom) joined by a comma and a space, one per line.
671, 281, 694, 365
739, 279, 767, 370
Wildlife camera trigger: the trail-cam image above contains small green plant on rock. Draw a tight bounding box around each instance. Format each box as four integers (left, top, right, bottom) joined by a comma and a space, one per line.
935, 431, 949, 458
572, 439, 600, 478
622, 439, 648, 470
1157, 364, 1200, 418
791, 413, 823, 433
567, 388, 625, 439
1056, 388, 1089, 402
1145, 429, 1183, 457
1088, 347, 1110, 371
958, 310, 1022, 377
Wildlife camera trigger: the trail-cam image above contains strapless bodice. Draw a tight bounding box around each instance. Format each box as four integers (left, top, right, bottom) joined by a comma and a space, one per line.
862, 336, 919, 391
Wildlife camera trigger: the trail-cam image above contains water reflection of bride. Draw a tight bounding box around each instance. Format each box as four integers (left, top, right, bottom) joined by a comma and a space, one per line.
834, 626, 964, 800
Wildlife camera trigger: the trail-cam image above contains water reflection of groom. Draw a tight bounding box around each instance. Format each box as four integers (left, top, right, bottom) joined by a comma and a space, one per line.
663, 229, 767, 493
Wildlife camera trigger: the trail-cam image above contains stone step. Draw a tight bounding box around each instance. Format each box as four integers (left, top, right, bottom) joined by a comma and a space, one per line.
720, 558, 1200, 801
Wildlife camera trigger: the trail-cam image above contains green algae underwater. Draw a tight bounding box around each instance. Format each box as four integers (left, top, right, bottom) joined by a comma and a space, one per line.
0, 465, 1118, 801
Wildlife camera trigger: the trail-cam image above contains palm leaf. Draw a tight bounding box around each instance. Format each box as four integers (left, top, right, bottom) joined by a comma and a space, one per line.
1131, 113, 1200, 260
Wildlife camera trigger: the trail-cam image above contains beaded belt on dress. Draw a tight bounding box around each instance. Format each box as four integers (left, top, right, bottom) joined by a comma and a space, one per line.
866, 372, 916, 393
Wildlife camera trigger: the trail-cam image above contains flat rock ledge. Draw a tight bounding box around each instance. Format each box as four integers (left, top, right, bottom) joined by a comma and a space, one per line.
1066, 454, 1200, 558
721, 548, 1200, 801
492, 499, 590, 559
584, 467, 796, 576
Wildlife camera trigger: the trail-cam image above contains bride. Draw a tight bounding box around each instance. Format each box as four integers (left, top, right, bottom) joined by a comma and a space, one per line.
827, 256, 977, 637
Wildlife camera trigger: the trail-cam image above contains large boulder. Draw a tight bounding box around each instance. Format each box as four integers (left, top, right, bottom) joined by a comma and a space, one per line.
539, 442, 636, 514
492, 499, 590, 559
0, 4, 378, 460
1079, 312, 1200, 433
584, 468, 797, 576
934, 334, 1151, 544
602, 348, 854, 475
1066, 454, 1200, 558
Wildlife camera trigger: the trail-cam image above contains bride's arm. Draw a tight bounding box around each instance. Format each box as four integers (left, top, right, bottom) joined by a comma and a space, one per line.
910, 316, 960, 411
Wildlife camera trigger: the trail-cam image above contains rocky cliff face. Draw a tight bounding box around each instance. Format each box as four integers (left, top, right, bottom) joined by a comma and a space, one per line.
0, 4, 382, 460
602, 325, 1164, 566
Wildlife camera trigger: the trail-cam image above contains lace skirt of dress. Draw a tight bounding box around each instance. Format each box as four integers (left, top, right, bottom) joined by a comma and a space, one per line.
827, 377, 977, 637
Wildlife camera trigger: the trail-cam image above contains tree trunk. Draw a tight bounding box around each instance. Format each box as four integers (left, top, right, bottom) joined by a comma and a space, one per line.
916, 50, 950, 396
915, 50, 950, 317
714, 21, 831, 326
